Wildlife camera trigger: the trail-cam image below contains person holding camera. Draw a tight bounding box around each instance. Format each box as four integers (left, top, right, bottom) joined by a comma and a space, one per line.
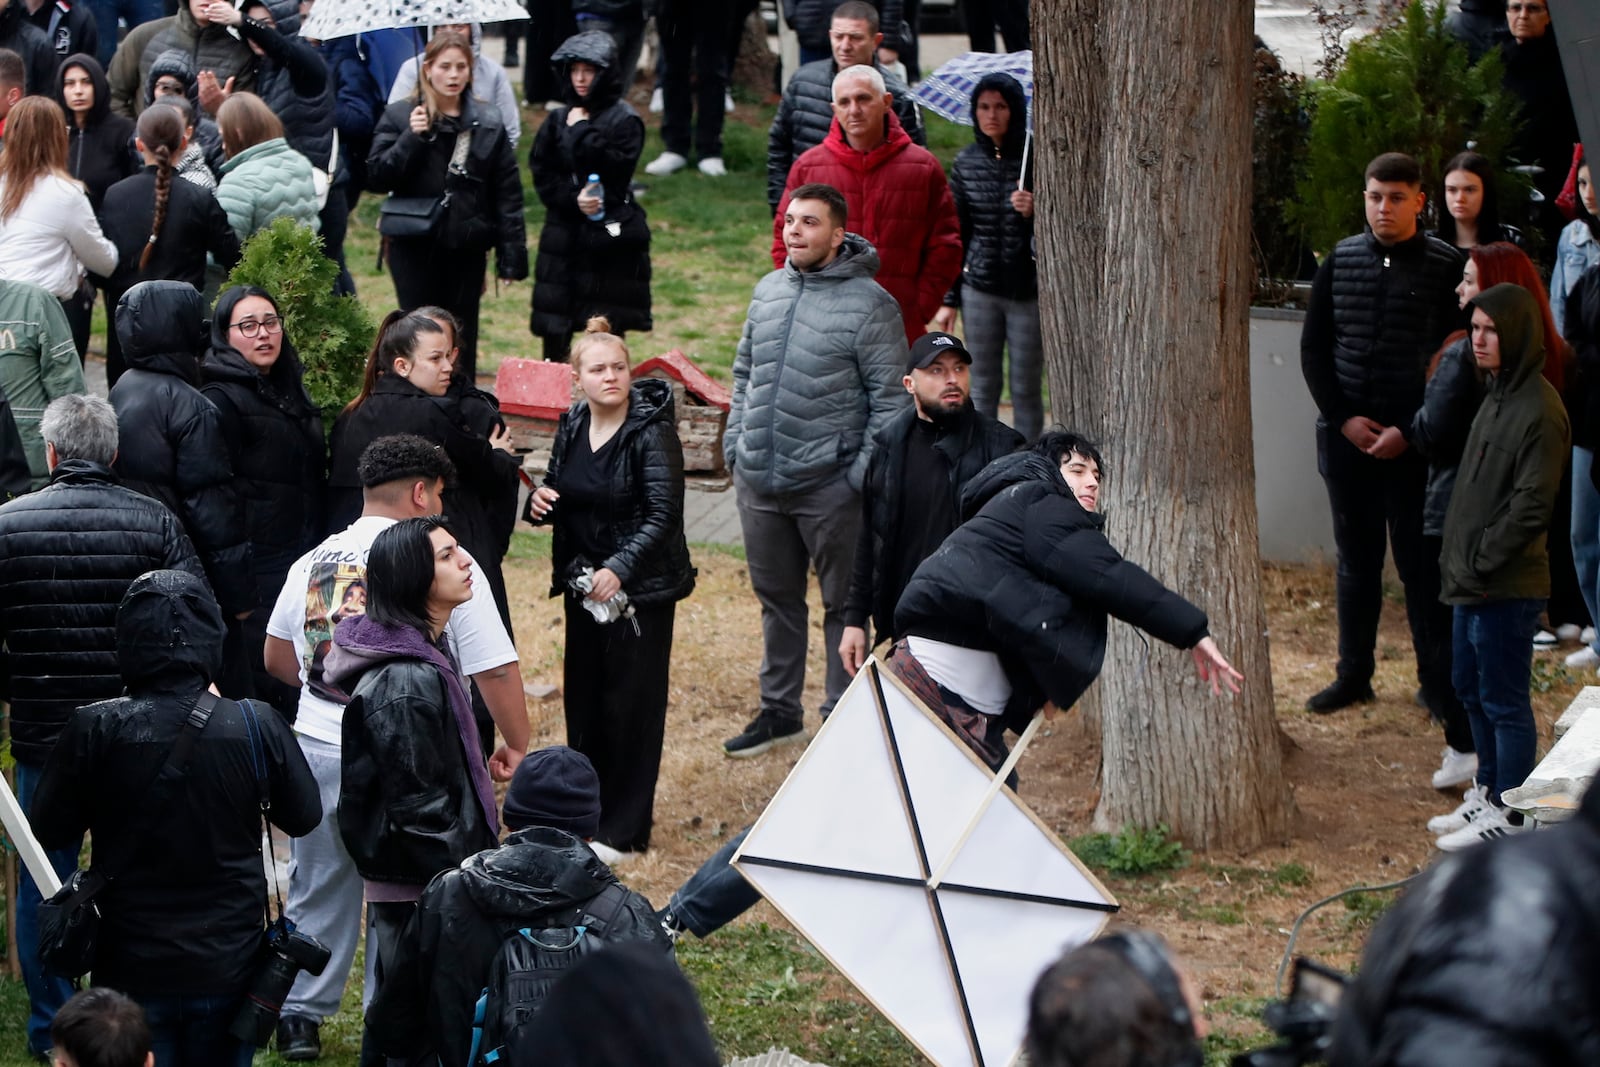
29, 569, 321, 1067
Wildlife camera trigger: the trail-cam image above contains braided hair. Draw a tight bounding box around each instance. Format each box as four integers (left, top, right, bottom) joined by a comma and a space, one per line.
135, 105, 184, 272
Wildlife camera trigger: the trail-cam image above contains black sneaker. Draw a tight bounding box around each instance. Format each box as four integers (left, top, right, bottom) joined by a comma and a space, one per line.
1305, 677, 1376, 713
276, 1014, 321, 1062
723, 713, 805, 758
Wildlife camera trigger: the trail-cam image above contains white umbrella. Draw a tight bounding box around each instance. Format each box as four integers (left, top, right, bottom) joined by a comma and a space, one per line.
733, 659, 1118, 1067
301, 0, 528, 43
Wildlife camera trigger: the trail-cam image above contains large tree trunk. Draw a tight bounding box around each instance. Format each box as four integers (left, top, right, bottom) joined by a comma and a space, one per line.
1033, 0, 1291, 849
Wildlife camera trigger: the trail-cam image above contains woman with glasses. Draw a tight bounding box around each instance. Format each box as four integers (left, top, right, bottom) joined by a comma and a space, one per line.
202, 285, 326, 717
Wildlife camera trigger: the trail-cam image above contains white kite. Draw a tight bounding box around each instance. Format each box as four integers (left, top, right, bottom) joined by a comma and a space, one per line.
733, 658, 1119, 1067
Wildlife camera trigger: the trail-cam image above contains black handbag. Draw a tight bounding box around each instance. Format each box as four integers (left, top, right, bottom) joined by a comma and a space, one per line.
35, 691, 218, 982
377, 195, 447, 239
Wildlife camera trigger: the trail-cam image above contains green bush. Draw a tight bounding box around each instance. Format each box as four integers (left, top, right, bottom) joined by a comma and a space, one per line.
1253, 41, 1314, 298
1070, 824, 1188, 876
1294, 0, 1524, 255
224, 218, 375, 422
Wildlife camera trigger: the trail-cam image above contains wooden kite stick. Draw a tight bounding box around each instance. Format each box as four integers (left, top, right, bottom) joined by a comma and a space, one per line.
0, 772, 62, 896
928, 710, 1045, 889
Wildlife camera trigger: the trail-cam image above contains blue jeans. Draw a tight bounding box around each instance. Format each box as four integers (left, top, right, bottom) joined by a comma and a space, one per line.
133, 991, 254, 1067
14, 761, 82, 1055
1452, 599, 1543, 803
1571, 447, 1600, 652
83, 0, 166, 67
668, 827, 760, 937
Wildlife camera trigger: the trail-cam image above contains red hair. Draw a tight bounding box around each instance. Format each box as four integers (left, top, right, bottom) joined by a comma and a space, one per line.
1470, 242, 1568, 393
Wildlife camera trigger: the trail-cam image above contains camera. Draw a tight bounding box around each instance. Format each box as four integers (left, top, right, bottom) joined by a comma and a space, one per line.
1231, 957, 1347, 1066
230, 916, 333, 1046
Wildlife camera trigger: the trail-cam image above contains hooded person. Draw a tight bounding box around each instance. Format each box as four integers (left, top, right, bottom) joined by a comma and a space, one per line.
29, 569, 321, 1067
107, 280, 256, 632
364, 746, 671, 1067
142, 48, 226, 178
528, 29, 651, 362
55, 53, 137, 211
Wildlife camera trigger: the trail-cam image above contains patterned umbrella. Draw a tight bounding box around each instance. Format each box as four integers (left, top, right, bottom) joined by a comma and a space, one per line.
910, 49, 1033, 128
302, 0, 527, 42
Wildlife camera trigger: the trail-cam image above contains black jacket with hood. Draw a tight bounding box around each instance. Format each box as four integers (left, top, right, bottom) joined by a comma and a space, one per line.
895, 451, 1210, 723
532, 377, 695, 607
108, 280, 255, 615
1439, 283, 1570, 603
1329, 778, 1600, 1067
0, 0, 57, 95
141, 48, 227, 177
30, 570, 321, 997
529, 30, 651, 337
365, 825, 670, 1067
201, 286, 326, 576
946, 71, 1035, 305
56, 54, 137, 212
239, 0, 338, 175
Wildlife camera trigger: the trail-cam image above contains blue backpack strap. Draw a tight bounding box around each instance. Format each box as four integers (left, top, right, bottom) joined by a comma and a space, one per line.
468, 990, 489, 1066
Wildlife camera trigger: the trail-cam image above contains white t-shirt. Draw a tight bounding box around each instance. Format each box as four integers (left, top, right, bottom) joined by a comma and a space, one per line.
906, 636, 1013, 717
266, 515, 518, 746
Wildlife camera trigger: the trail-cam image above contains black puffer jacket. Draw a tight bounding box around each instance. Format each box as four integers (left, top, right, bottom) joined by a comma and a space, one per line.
781, 0, 904, 54
946, 72, 1034, 305
765, 57, 924, 211
1445, 0, 1510, 62
201, 288, 325, 575
241, 0, 338, 175
57, 55, 138, 212
140, 48, 226, 177
366, 826, 670, 1067
0, 460, 205, 766
368, 95, 527, 278
1329, 780, 1600, 1067
108, 280, 255, 615
896, 452, 1210, 722
107, 4, 256, 117
532, 377, 695, 607
844, 404, 1022, 640
530, 31, 651, 337
29, 570, 321, 997
1300, 230, 1464, 430
1409, 334, 1485, 537
101, 164, 241, 293
0, 0, 57, 95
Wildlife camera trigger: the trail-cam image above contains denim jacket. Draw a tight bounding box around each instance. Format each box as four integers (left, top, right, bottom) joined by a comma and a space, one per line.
1553, 220, 1600, 336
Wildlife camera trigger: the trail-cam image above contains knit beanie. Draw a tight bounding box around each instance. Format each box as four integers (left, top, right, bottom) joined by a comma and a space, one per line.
502, 746, 602, 836
145, 49, 196, 104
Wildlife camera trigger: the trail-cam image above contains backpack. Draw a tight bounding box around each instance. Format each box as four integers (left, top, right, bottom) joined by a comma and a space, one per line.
468, 882, 632, 1065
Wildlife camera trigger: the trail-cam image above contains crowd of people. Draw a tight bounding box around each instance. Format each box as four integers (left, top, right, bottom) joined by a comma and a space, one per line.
0, 0, 1593, 1063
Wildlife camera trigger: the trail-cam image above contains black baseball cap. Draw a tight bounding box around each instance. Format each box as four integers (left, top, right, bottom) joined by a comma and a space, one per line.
907, 331, 972, 373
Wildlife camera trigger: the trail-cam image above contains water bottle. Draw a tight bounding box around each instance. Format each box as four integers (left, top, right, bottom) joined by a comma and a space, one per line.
581, 173, 605, 222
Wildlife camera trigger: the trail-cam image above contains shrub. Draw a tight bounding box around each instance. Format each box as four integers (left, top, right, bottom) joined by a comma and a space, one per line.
1252, 40, 1315, 298
224, 218, 374, 423
1293, 0, 1525, 255
1070, 824, 1188, 876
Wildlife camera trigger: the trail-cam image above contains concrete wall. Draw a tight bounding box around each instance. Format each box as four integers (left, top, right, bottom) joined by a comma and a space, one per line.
1250, 307, 1335, 563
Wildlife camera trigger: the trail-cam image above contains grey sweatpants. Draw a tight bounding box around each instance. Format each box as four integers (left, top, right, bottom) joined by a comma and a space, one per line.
963, 288, 1044, 442
733, 468, 861, 724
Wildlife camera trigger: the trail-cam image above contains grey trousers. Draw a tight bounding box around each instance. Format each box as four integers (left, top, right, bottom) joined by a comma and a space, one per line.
963, 288, 1044, 442
734, 468, 861, 723
281, 734, 365, 1023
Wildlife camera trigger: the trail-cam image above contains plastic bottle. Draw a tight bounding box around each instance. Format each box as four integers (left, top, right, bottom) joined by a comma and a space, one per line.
581, 173, 605, 222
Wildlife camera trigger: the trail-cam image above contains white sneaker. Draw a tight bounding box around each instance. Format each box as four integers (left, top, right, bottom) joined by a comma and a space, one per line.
1584, 626, 1597, 645
1566, 645, 1600, 668
649, 87, 663, 113
1431, 746, 1478, 790
587, 841, 640, 865
644, 151, 687, 176
1427, 783, 1491, 835
1533, 629, 1558, 648
697, 156, 726, 177
724, 90, 735, 112
1435, 805, 1530, 851
1556, 623, 1583, 643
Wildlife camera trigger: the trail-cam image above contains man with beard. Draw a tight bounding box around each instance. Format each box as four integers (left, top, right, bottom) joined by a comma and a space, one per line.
839, 330, 1023, 674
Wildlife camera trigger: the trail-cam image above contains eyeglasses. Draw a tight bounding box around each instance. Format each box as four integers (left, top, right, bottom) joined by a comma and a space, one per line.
230, 315, 282, 337
1507, 3, 1546, 12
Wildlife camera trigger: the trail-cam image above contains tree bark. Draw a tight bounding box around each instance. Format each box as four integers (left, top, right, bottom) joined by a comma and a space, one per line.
1033, 0, 1292, 849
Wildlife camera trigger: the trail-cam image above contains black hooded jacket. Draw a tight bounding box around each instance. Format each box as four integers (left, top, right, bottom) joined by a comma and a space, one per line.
240, 0, 338, 175
365, 826, 670, 1067
1329, 780, 1600, 1067
533, 377, 695, 607
0, 459, 205, 765
1409, 334, 1485, 538
201, 287, 326, 575
108, 281, 255, 615
100, 163, 241, 294
141, 48, 227, 177
895, 452, 1210, 721
29, 570, 320, 997
0, 0, 58, 95
946, 72, 1035, 305
56, 54, 138, 212
529, 31, 651, 337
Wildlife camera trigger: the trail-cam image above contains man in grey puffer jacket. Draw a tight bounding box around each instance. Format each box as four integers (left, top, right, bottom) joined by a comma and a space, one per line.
722, 181, 908, 758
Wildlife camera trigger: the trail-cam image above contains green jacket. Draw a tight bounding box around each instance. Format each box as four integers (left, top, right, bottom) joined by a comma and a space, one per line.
214, 138, 322, 247
0, 280, 86, 487
1440, 283, 1571, 603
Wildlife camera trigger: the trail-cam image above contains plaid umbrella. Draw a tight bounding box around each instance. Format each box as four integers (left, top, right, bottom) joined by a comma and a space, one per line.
301, 0, 528, 42
910, 49, 1033, 128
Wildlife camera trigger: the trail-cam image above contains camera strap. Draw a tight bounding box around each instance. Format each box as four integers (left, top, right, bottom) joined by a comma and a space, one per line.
237, 699, 285, 920
98, 691, 219, 883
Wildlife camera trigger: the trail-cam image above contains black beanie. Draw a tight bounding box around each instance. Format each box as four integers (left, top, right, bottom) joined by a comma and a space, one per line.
502, 746, 602, 836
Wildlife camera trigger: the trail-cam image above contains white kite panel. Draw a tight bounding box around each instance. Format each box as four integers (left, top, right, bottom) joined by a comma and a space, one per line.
876, 674, 996, 867
939, 797, 1113, 906
738, 672, 925, 880
738, 864, 979, 1067
936, 891, 1112, 1067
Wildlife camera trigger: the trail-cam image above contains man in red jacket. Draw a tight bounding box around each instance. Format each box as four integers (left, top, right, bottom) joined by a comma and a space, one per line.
772, 63, 961, 343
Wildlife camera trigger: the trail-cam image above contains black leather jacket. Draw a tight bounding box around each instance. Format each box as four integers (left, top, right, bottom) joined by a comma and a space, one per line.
1409, 335, 1485, 537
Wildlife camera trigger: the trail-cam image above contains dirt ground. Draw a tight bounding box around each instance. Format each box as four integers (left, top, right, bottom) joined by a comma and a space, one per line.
503, 546, 1589, 1048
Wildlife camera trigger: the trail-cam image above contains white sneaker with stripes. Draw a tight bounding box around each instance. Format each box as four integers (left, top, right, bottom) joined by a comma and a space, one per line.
1435, 804, 1531, 851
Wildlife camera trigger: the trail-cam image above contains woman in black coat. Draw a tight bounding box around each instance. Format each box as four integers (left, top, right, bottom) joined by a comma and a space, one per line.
529, 31, 652, 363
202, 284, 326, 717
367, 30, 527, 384
526, 318, 693, 857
